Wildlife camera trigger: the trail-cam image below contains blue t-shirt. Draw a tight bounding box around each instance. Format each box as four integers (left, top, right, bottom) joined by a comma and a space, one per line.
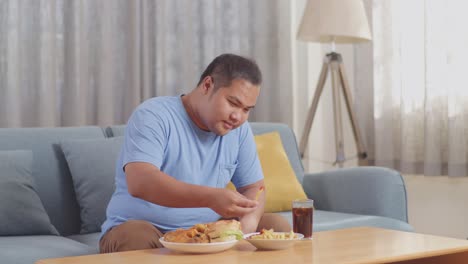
101, 96, 263, 235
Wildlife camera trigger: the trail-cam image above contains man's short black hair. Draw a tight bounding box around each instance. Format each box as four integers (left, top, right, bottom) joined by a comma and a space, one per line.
197, 53, 262, 89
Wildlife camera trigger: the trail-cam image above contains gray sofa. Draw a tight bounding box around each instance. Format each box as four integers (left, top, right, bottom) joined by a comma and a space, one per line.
0, 122, 413, 264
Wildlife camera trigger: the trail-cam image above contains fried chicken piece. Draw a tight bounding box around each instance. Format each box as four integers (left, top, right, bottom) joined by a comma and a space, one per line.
163, 228, 210, 243
163, 220, 242, 243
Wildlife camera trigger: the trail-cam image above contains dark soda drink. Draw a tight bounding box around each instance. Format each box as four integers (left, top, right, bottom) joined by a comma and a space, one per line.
292, 207, 313, 238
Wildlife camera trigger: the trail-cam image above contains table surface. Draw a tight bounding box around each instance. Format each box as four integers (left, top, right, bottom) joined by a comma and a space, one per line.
36, 227, 468, 264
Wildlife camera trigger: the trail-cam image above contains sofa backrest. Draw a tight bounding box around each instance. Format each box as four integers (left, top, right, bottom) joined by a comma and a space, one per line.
0, 126, 106, 236
106, 122, 305, 183
0, 122, 303, 236
105, 125, 125, 137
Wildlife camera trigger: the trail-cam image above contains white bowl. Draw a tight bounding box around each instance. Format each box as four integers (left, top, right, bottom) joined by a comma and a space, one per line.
244, 232, 305, 250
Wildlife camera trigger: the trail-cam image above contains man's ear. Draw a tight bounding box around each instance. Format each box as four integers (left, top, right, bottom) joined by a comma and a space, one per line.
201, 76, 214, 94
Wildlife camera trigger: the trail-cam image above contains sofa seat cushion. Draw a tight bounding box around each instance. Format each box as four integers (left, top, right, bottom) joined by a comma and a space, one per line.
67, 232, 101, 250
0, 235, 97, 264
276, 210, 414, 233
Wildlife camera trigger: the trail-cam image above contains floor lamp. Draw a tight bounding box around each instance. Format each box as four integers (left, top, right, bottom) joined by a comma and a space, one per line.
297, 0, 372, 167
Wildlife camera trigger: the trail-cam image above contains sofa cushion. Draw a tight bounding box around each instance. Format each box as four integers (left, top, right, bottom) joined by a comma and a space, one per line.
67, 232, 101, 250
276, 210, 414, 233
254, 132, 308, 212
0, 126, 107, 236
0, 150, 59, 236
250, 123, 304, 183
0, 235, 97, 264
61, 137, 123, 234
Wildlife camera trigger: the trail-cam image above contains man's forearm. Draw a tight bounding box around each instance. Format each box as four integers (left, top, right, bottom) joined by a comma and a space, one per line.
126, 162, 215, 208
239, 201, 264, 233
126, 162, 260, 219
238, 181, 265, 233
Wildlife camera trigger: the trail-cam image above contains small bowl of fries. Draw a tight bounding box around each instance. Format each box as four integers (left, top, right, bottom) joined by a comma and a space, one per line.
244, 229, 304, 250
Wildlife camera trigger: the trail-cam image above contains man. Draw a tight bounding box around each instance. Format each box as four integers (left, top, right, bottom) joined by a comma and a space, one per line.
100, 54, 290, 253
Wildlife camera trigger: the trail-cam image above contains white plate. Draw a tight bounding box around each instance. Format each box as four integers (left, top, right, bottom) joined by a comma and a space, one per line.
159, 237, 239, 254
243, 232, 304, 250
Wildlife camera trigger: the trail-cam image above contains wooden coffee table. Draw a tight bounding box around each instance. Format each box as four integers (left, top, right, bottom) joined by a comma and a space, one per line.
36, 227, 468, 264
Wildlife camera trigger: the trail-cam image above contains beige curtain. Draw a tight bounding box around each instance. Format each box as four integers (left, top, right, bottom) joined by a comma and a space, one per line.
356, 0, 468, 177
0, 0, 292, 128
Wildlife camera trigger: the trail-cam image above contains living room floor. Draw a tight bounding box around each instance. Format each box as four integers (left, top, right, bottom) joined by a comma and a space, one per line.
404, 174, 468, 239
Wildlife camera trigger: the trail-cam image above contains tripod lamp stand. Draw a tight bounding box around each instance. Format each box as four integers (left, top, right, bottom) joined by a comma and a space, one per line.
297, 0, 372, 167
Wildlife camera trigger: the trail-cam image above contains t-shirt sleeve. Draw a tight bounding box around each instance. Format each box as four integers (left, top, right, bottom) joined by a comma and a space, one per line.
121, 105, 167, 171
231, 122, 264, 188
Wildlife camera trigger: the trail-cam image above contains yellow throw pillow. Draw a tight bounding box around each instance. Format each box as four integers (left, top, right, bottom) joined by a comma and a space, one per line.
227, 131, 308, 212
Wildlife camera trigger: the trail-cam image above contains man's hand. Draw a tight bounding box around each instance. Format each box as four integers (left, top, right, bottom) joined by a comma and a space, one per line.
208, 189, 258, 218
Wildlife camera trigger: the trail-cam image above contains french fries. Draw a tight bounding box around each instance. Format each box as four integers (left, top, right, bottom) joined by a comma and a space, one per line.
248, 229, 297, 240
255, 186, 264, 201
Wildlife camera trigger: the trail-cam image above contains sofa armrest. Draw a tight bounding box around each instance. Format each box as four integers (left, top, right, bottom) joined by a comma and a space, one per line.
302, 166, 409, 223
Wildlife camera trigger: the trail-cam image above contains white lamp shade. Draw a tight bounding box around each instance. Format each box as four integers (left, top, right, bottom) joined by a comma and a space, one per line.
297, 0, 372, 43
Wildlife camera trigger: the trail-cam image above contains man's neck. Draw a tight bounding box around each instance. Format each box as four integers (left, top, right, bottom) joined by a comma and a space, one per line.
181, 93, 209, 131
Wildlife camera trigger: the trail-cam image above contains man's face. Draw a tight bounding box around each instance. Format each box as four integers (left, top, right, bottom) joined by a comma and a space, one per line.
200, 77, 260, 136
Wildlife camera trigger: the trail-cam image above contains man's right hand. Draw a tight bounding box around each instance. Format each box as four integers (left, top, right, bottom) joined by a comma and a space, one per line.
208, 189, 258, 218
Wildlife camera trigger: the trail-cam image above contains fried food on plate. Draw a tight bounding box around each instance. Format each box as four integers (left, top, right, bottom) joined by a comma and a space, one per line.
163, 228, 210, 243
163, 219, 243, 243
